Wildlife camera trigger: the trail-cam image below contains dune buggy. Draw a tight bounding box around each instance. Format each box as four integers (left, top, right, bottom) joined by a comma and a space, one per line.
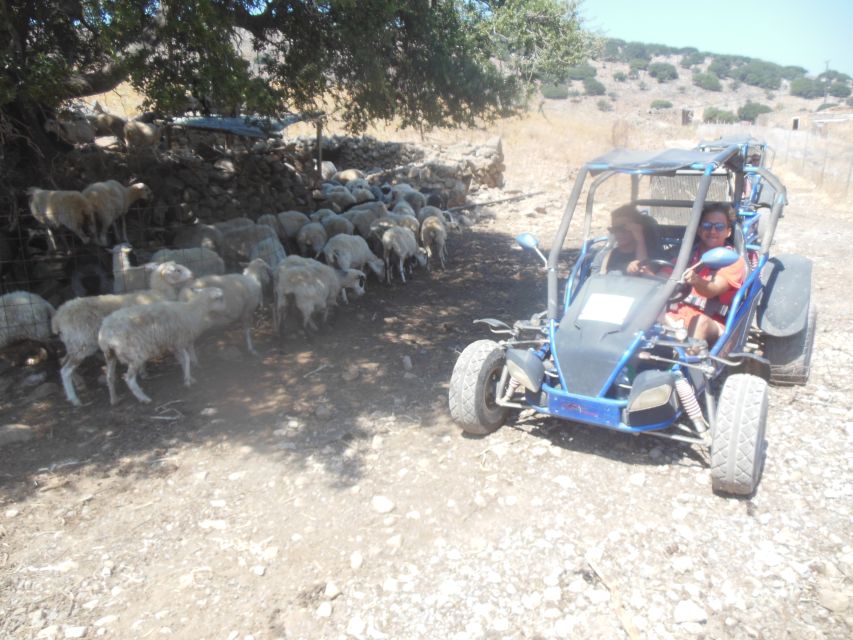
449, 140, 816, 496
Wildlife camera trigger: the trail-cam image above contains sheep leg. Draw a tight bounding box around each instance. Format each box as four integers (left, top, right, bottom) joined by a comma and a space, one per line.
120, 215, 129, 244
425, 245, 433, 271
243, 323, 258, 355
60, 355, 84, 407
44, 227, 59, 252
104, 350, 120, 405
384, 255, 392, 285
398, 256, 406, 284
440, 245, 447, 269
340, 288, 349, 304
177, 348, 195, 387
124, 363, 152, 403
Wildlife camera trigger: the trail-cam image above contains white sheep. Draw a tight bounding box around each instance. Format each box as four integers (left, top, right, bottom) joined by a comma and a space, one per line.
248, 234, 287, 269
321, 234, 385, 282
90, 102, 127, 138
334, 169, 364, 183
123, 120, 161, 150
392, 184, 426, 214
392, 200, 416, 218
350, 186, 375, 204
276, 211, 310, 240
321, 214, 355, 238
82, 180, 153, 245
420, 215, 448, 269
0, 291, 55, 350
53, 261, 194, 406
150, 247, 225, 276
220, 224, 278, 267
256, 214, 284, 239
273, 261, 365, 333
27, 187, 98, 251
296, 222, 328, 257
309, 208, 337, 223
179, 258, 271, 354
381, 226, 428, 284
350, 206, 385, 238
173, 223, 223, 253
110, 243, 152, 293
320, 185, 356, 211
99, 286, 226, 404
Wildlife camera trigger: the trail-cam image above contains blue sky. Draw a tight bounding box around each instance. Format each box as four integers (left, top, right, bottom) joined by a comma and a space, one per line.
580, 0, 853, 77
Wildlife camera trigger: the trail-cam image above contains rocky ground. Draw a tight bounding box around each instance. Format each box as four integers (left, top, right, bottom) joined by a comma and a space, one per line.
1, 121, 852, 639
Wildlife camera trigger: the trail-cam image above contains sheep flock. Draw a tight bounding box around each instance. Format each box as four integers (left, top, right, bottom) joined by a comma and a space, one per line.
4, 165, 467, 407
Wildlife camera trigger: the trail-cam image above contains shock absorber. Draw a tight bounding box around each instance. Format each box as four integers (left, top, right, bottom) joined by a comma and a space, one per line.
501, 377, 521, 402
674, 373, 708, 432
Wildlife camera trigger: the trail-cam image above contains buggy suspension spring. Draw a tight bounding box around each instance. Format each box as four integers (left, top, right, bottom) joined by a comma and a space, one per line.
501, 377, 521, 402
674, 376, 708, 432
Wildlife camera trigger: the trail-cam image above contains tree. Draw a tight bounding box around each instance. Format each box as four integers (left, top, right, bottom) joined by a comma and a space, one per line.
650, 99, 673, 109
703, 107, 737, 124
1, 1, 589, 159
601, 38, 624, 62
680, 51, 705, 69
583, 77, 606, 96
628, 58, 648, 78
829, 82, 852, 99
612, 71, 627, 82
732, 60, 782, 90
737, 101, 772, 123
648, 62, 678, 83
565, 62, 597, 81
693, 72, 722, 92
790, 77, 824, 99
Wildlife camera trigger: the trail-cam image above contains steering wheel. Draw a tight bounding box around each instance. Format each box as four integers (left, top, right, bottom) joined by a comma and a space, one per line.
637, 259, 691, 303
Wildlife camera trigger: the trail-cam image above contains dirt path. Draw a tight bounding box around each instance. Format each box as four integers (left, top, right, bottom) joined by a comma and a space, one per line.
1, 157, 852, 639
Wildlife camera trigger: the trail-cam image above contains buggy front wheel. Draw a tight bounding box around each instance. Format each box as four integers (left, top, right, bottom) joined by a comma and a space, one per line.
710, 373, 769, 496
449, 340, 509, 435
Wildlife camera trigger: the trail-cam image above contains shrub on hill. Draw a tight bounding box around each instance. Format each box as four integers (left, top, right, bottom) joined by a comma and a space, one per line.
680, 51, 705, 69
732, 60, 782, 90
782, 65, 808, 80
596, 99, 613, 112
612, 71, 627, 82
650, 99, 673, 109
541, 84, 569, 99
583, 77, 606, 96
566, 62, 597, 81
693, 72, 722, 92
790, 77, 824, 99
738, 101, 772, 123
629, 58, 648, 75
648, 62, 678, 83
703, 107, 737, 124
829, 83, 851, 99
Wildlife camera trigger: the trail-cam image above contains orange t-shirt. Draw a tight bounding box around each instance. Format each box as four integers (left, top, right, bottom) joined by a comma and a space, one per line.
675, 249, 746, 323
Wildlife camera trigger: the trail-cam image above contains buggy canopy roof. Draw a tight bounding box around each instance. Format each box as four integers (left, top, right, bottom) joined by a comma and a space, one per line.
585, 146, 740, 175
697, 135, 766, 151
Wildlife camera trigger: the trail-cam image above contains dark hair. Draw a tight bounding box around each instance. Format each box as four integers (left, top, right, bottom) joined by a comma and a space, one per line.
610, 204, 643, 224
701, 203, 735, 226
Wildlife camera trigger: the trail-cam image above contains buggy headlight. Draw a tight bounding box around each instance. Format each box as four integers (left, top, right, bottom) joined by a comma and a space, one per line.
628, 384, 673, 412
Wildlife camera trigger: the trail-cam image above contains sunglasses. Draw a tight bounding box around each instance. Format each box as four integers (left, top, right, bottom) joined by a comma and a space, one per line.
700, 222, 728, 232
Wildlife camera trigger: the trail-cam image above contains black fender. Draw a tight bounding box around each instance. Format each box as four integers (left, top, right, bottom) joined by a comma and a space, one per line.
757, 254, 812, 337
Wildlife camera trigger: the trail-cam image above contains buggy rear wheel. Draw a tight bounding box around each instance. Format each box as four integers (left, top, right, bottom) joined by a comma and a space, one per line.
764, 302, 817, 386
710, 373, 768, 496
449, 340, 508, 435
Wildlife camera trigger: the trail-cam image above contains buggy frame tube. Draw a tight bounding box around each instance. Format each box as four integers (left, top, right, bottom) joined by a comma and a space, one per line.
548, 167, 589, 319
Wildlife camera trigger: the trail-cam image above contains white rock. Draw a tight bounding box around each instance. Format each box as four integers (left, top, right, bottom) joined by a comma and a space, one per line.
674, 600, 708, 624
553, 475, 575, 489
251, 565, 265, 576
371, 495, 395, 514
316, 602, 333, 618
199, 519, 227, 530
817, 586, 849, 612
350, 550, 364, 570
588, 589, 611, 604
94, 616, 117, 627
672, 556, 694, 573
347, 616, 366, 636
37, 625, 59, 639
402, 355, 413, 371
383, 577, 399, 592
629, 471, 646, 487
63, 626, 88, 639
543, 586, 562, 602
5, 508, 19, 518
324, 581, 341, 599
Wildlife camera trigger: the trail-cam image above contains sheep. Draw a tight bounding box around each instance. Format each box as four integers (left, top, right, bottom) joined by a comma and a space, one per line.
44, 114, 95, 145
27, 187, 98, 251
417, 205, 461, 231
219, 224, 278, 268
150, 247, 225, 276
322, 234, 385, 283
0, 291, 55, 350
53, 261, 194, 406
346, 178, 371, 192
110, 243, 152, 293
82, 180, 153, 245
350, 206, 384, 239
296, 222, 328, 258
320, 161, 337, 181
99, 287, 226, 404
395, 213, 421, 237
213, 217, 255, 234
392, 200, 416, 218
256, 213, 284, 239
320, 185, 356, 211
179, 258, 270, 354
309, 208, 337, 223
381, 226, 428, 284
273, 261, 365, 333
277, 211, 310, 239
172, 223, 223, 253
90, 102, 127, 138
420, 215, 448, 269
392, 184, 426, 214
321, 214, 355, 238
334, 169, 364, 183
123, 120, 161, 150
248, 235, 287, 270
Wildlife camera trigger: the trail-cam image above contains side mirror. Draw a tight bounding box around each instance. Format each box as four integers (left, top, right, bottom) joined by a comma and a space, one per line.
515, 232, 547, 266
700, 247, 740, 270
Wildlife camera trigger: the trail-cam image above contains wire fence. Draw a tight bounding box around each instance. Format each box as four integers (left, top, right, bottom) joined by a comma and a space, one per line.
696, 122, 853, 207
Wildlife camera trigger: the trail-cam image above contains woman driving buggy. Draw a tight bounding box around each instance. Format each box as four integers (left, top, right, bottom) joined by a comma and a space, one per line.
664, 203, 746, 346
589, 204, 661, 275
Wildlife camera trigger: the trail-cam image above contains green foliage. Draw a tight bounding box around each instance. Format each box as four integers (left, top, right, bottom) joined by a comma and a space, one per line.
816, 102, 834, 111
737, 101, 772, 123
781, 65, 808, 80
731, 60, 782, 90
623, 41, 650, 61
650, 99, 673, 109
596, 98, 612, 112
693, 72, 722, 92
818, 70, 851, 84
680, 51, 705, 69
612, 71, 627, 82
638, 81, 648, 91
583, 77, 606, 96
730, 80, 741, 91
829, 82, 852, 98
629, 58, 648, 73
566, 62, 597, 81
790, 77, 824, 99
648, 62, 678, 83
703, 107, 737, 124
1, 0, 594, 134
847, 96, 853, 108
708, 57, 733, 78
601, 38, 625, 62
541, 83, 569, 99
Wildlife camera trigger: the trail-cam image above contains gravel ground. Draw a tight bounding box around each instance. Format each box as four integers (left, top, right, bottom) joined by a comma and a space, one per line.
1, 142, 851, 640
